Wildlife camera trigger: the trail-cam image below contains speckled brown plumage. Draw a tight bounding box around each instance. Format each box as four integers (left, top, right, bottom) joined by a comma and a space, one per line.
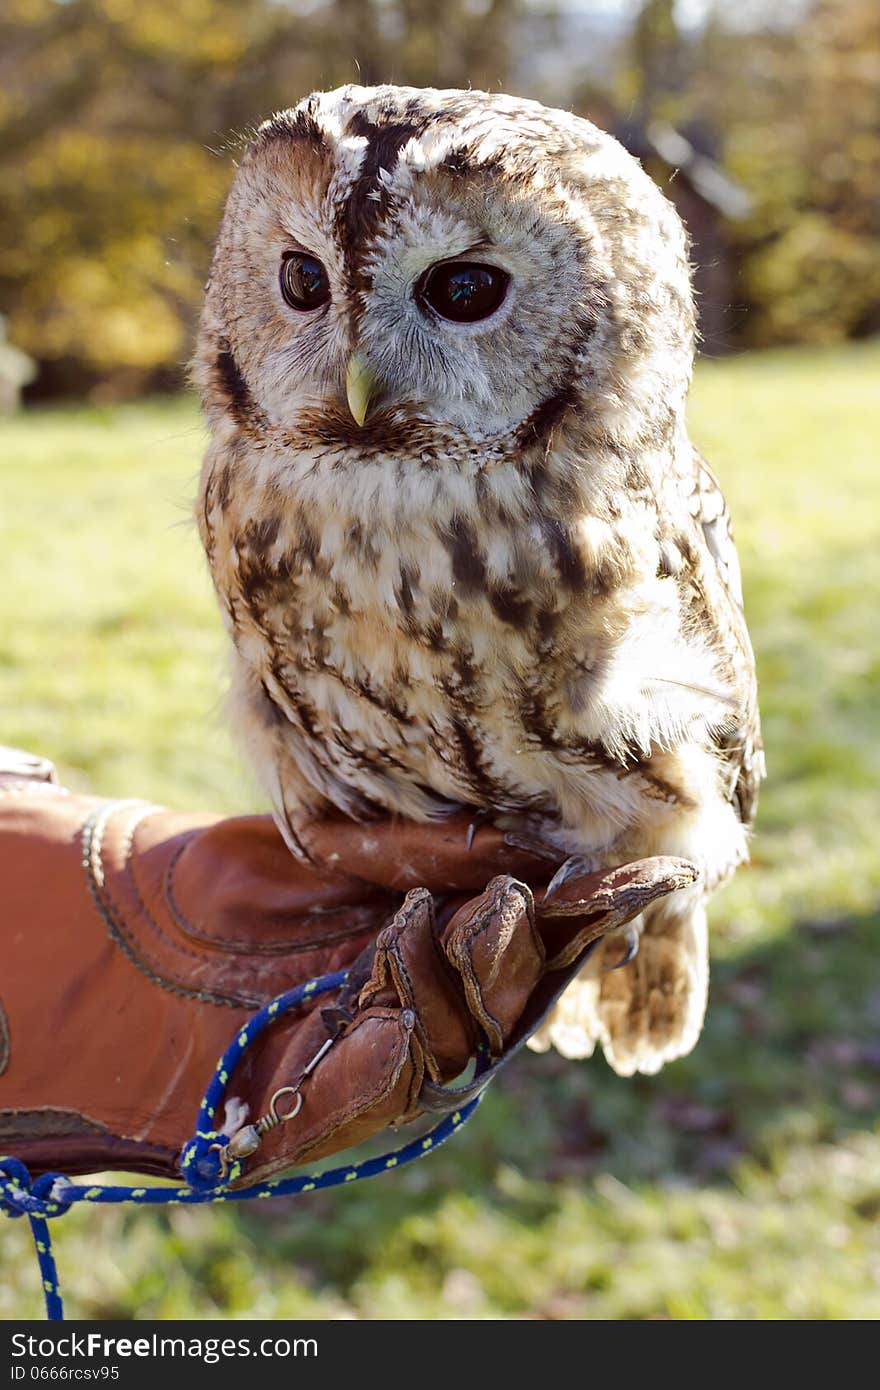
193, 85, 763, 1075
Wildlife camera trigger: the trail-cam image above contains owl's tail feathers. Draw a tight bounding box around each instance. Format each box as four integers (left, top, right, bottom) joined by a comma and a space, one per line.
529, 897, 709, 1076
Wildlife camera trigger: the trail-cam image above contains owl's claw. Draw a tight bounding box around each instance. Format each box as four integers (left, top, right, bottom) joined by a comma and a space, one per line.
465, 809, 494, 851
604, 923, 640, 973
542, 855, 596, 904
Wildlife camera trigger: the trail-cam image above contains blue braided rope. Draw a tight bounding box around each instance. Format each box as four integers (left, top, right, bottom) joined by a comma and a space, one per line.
28, 1214, 63, 1321
0, 967, 489, 1320
181, 966, 352, 1189
0, 1161, 68, 1318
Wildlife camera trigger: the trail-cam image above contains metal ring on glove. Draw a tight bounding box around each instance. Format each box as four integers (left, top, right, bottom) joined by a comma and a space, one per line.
266, 1086, 304, 1126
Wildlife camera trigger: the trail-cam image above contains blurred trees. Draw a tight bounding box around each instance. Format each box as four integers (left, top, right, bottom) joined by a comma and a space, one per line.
0, 0, 877, 397
0, 0, 518, 396
692, 0, 880, 346
615, 0, 880, 348
628, 0, 685, 121
0, 0, 281, 394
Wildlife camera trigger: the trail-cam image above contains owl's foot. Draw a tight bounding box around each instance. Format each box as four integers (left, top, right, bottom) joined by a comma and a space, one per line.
529, 898, 708, 1076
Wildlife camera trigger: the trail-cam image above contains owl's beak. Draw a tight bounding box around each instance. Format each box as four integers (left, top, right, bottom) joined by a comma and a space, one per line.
345, 353, 378, 428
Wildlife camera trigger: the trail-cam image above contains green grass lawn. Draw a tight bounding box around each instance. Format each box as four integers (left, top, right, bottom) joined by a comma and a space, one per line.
1, 343, 879, 1319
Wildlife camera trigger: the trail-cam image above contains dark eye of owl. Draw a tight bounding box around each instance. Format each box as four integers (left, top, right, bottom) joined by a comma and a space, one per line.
417, 261, 509, 323
279, 251, 331, 311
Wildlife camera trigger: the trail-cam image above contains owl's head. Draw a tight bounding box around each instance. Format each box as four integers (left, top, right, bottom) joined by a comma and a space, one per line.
196, 85, 694, 474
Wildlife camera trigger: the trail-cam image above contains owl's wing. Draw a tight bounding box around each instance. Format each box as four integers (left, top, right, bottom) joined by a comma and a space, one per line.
535, 447, 764, 1076
681, 447, 764, 827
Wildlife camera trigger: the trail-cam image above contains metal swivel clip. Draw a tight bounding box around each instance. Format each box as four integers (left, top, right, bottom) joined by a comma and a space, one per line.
220, 1035, 336, 1170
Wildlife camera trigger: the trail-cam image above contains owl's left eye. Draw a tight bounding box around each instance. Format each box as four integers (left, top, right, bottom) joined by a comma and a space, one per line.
280, 251, 331, 311
417, 261, 509, 323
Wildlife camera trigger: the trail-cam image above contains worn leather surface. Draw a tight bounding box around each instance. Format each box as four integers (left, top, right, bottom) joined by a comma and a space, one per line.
0, 750, 696, 1186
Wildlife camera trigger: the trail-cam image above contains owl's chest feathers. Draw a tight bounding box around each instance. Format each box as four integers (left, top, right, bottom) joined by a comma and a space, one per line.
226, 476, 611, 717
206, 448, 726, 826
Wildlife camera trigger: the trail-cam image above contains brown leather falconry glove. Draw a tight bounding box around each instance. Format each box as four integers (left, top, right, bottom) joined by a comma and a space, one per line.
0, 748, 697, 1189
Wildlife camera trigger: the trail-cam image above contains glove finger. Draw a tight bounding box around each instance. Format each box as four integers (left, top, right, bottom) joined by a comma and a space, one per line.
441, 876, 545, 1056
225, 858, 697, 1187
220, 878, 541, 1185
537, 856, 699, 970
356, 887, 478, 1083
227, 1003, 424, 1186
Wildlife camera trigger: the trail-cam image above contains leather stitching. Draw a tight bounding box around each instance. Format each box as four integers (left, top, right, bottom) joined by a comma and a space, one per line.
81, 803, 262, 1008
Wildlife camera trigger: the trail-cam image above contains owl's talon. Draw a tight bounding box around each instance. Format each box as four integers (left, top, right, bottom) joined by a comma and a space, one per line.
604, 923, 640, 973
542, 855, 596, 904
465, 809, 494, 851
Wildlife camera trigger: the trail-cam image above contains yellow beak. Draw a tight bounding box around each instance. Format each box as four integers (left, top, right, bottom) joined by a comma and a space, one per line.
345, 353, 378, 428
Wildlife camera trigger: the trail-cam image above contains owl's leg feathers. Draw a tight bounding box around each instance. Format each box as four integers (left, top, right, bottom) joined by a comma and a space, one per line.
592, 896, 708, 1075
531, 748, 747, 1072
530, 893, 708, 1075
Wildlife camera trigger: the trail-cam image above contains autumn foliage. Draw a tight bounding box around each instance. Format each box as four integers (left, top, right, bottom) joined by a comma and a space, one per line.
1, 0, 877, 397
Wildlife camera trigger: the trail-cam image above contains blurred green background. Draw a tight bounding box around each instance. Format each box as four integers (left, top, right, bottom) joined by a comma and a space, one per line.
1, 0, 879, 1321
2, 0, 878, 398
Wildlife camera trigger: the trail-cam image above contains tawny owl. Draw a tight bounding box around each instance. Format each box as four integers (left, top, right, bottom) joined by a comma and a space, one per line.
193, 85, 763, 1077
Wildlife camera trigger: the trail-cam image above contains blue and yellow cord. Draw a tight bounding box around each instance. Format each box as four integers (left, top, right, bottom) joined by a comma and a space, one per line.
0, 969, 485, 1320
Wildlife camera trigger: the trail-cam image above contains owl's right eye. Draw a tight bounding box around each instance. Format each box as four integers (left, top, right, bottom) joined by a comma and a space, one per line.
416, 261, 509, 323
280, 251, 331, 312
